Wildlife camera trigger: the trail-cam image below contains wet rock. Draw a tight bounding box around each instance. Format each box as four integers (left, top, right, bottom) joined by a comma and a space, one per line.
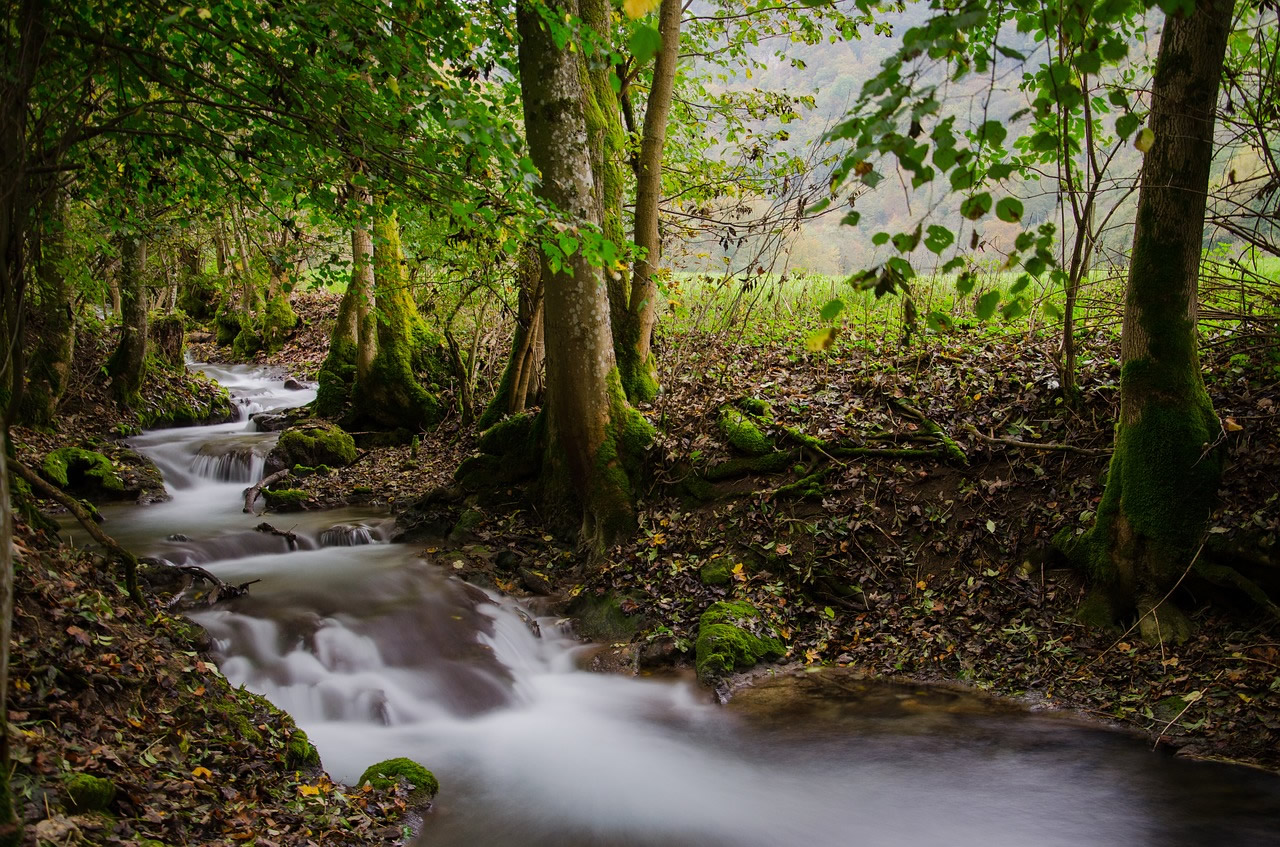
392, 486, 465, 543
41, 447, 128, 502
578, 643, 640, 675
568, 591, 647, 643
283, 378, 307, 390
518, 567, 553, 595
168, 533, 190, 542
695, 600, 785, 683
495, 549, 522, 571
252, 412, 292, 432
639, 635, 683, 670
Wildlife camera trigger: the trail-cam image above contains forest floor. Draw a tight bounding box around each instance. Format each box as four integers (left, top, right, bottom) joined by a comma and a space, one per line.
14, 292, 1280, 847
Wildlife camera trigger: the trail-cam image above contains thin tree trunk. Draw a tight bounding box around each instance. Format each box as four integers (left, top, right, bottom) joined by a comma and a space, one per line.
353, 221, 377, 380
19, 189, 74, 427
1069, 0, 1234, 643
315, 223, 366, 417
107, 232, 148, 404
624, 0, 681, 403
0, 436, 20, 846
478, 242, 544, 429
518, 0, 651, 548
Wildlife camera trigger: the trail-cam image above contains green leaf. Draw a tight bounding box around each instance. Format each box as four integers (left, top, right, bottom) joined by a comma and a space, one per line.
1115, 112, 1141, 140
956, 270, 977, 295
628, 24, 662, 65
806, 326, 839, 352
924, 225, 955, 254
1134, 127, 1154, 152
820, 298, 846, 321
926, 311, 954, 332
995, 197, 1023, 223
960, 192, 992, 220
975, 290, 1000, 320
1043, 301, 1063, 320
871, 232, 890, 246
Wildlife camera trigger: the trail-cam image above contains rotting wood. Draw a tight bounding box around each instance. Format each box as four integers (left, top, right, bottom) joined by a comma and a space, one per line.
244, 468, 290, 513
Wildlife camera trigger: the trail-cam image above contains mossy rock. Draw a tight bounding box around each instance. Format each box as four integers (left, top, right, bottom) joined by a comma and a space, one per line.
450, 508, 485, 541
263, 488, 311, 512
695, 600, 785, 682
357, 757, 439, 803
150, 311, 187, 368
699, 561, 732, 586
261, 295, 298, 352
63, 773, 117, 812
568, 592, 646, 643
716, 407, 773, 456
285, 730, 321, 769
214, 307, 241, 346
41, 447, 127, 500
267, 422, 357, 473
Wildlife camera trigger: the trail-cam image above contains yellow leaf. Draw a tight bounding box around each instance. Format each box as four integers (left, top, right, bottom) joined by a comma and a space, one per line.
192, 767, 212, 780
623, 0, 661, 18
1224, 417, 1243, 432
650, 533, 666, 546
1134, 127, 1154, 152
298, 784, 320, 796
916, 580, 927, 590
1183, 689, 1203, 703
197, 7, 211, 18
805, 326, 839, 352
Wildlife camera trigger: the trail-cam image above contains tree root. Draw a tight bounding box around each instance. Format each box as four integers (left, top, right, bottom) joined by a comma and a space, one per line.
255, 521, 300, 550
11, 458, 144, 605
961, 423, 1112, 458
888, 398, 968, 465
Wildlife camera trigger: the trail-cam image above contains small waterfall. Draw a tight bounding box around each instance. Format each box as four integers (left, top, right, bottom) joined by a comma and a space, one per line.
190, 447, 266, 482
320, 524, 376, 547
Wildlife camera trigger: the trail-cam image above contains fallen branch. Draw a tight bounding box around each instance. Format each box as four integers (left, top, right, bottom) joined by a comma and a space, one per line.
11, 458, 143, 605
244, 469, 290, 513
254, 521, 300, 550
166, 564, 260, 607
961, 424, 1113, 458
888, 398, 968, 465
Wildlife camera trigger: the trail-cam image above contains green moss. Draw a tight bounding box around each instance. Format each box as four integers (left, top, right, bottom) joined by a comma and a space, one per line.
261, 295, 298, 352
264, 488, 310, 511
207, 693, 265, 746
568, 591, 646, 643
274, 423, 358, 469
451, 508, 484, 537
285, 730, 321, 769
178, 271, 220, 321
41, 447, 125, 495
232, 325, 263, 357
478, 412, 537, 457
352, 485, 373, 496
699, 561, 732, 586
357, 757, 439, 802
702, 452, 793, 482
587, 369, 656, 546
150, 311, 187, 368
717, 407, 773, 456
735, 397, 774, 419
215, 307, 240, 346
694, 600, 785, 682
63, 773, 117, 812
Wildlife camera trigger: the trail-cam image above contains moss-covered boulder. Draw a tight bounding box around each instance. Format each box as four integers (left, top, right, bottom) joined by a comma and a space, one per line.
695, 600, 785, 682
357, 757, 439, 804
717, 407, 773, 456
41, 447, 127, 500
63, 773, 117, 812
261, 295, 298, 352
266, 422, 357, 474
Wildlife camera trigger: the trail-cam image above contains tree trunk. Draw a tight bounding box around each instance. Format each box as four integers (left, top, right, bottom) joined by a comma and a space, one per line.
0, 436, 19, 846
478, 242, 544, 429
1069, 0, 1233, 643
623, 0, 681, 404
315, 224, 369, 417
353, 221, 377, 381
352, 210, 442, 429
20, 190, 75, 427
518, 0, 652, 548
107, 233, 148, 405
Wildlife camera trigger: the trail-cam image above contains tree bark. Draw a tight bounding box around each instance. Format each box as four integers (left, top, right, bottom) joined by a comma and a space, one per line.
518, 0, 651, 548
20, 189, 75, 427
1070, 0, 1234, 643
0, 436, 21, 847
107, 232, 149, 405
624, 0, 681, 404
351, 210, 442, 429
478, 242, 544, 429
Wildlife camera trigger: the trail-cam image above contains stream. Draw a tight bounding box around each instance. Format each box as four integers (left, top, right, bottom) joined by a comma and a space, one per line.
78, 364, 1280, 846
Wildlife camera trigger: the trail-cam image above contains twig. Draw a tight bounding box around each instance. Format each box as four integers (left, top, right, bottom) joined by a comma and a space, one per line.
962, 423, 1113, 457
1153, 670, 1225, 750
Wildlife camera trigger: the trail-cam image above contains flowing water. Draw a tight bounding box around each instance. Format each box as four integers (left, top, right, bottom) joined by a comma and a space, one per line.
79, 364, 1280, 846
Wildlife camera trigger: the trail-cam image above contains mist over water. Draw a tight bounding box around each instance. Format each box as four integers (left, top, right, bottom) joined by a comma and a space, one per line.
91, 364, 1280, 847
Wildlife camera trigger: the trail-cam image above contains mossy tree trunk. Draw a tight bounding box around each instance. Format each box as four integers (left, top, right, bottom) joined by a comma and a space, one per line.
1072, 0, 1233, 642
518, 0, 651, 548
351, 210, 442, 429
317, 183, 378, 418
478, 241, 544, 430
107, 232, 148, 405
623, 0, 681, 404
19, 189, 73, 427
